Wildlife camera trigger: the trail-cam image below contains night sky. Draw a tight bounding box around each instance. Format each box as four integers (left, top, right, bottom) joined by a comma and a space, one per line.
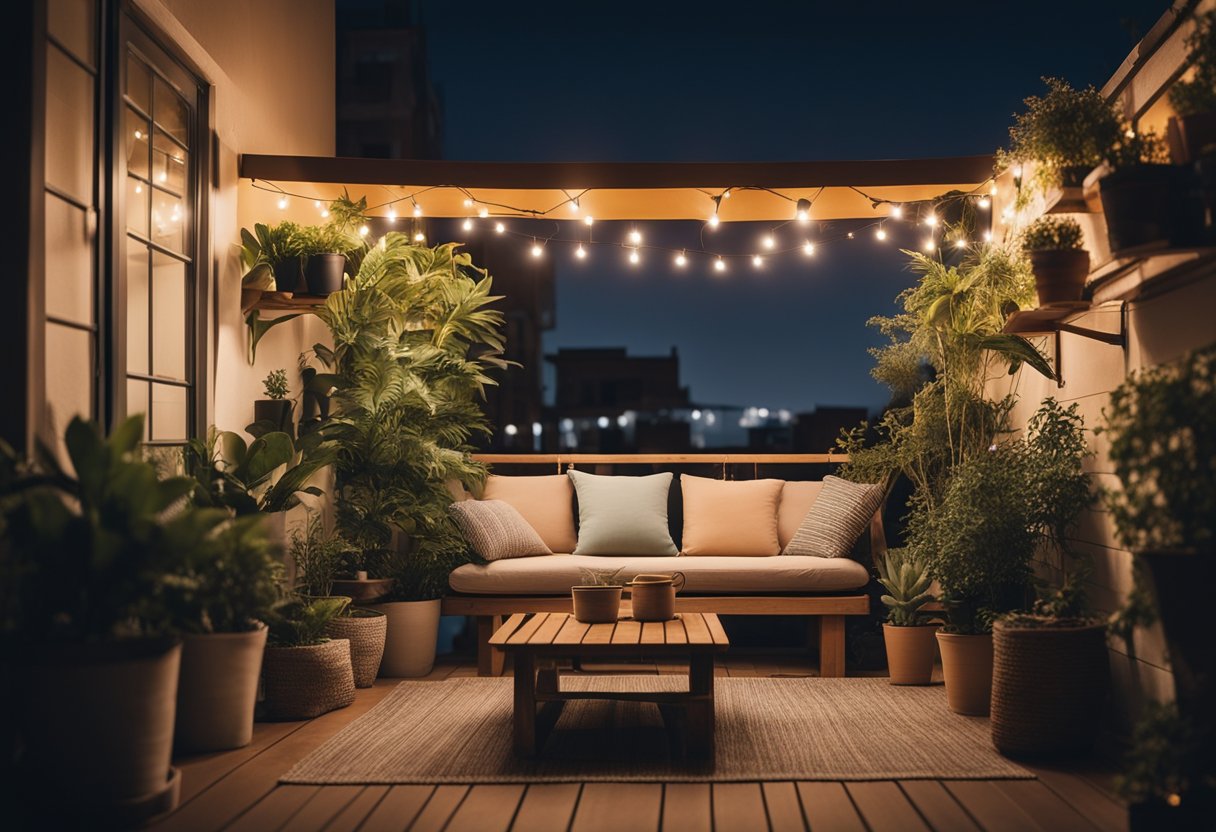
411, 0, 1168, 414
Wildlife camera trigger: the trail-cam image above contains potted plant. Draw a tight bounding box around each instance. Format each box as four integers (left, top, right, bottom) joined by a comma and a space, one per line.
1021, 216, 1090, 306
1099, 127, 1205, 252
0, 415, 232, 821
260, 596, 355, 720
253, 368, 293, 435
876, 548, 937, 685
172, 515, 281, 753
1001, 77, 1123, 196
990, 399, 1108, 758
298, 223, 357, 296
312, 235, 510, 678
1166, 10, 1216, 165
240, 221, 305, 295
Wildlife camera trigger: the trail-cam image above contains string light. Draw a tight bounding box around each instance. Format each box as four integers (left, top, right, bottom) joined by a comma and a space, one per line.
462, 218, 473, 231
412, 202, 423, 217
989, 184, 998, 196
722, 189, 732, 199
569, 198, 580, 213
708, 212, 720, 228
531, 240, 543, 257
954, 239, 966, 249
314, 200, 322, 209
629, 249, 640, 264
923, 239, 936, 252
628, 229, 642, 244
387, 206, 397, 222
320, 208, 330, 218
583, 215, 594, 226
977, 196, 991, 209
575, 243, 587, 259
875, 228, 887, 241
495, 222, 506, 234
463, 198, 474, 209
924, 213, 938, 227
803, 241, 815, 256
890, 204, 904, 219
133, 129, 143, 139
358, 225, 369, 237
983, 230, 993, 242
847, 231, 855, 239
675, 251, 687, 267
796, 198, 811, 223
134, 183, 142, 194
414, 231, 426, 242
714, 257, 726, 272
762, 234, 775, 250
277, 196, 288, 210
478, 207, 489, 219
752, 254, 764, 268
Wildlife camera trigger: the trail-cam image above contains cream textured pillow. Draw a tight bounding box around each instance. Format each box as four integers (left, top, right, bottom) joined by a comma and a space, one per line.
568, 470, 677, 556
783, 476, 883, 557
777, 480, 824, 550
449, 500, 551, 561
680, 475, 783, 556
482, 474, 577, 553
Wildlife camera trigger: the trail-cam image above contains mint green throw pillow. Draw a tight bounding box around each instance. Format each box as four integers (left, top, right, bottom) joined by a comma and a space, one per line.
568, 470, 678, 556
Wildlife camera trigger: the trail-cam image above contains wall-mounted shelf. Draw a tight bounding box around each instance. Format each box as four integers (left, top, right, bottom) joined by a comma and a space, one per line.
249, 292, 328, 313
1087, 245, 1216, 303
1003, 301, 1126, 388
1042, 186, 1100, 214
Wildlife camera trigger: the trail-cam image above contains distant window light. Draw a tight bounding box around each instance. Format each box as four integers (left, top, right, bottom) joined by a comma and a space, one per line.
504, 423, 518, 436
597, 416, 610, 429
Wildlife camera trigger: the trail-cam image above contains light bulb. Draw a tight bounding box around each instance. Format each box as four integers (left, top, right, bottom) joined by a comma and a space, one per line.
583, 215, 594, 226
628, 229, 642, 244
924, 239, 936, 252
795, 197, 812, 223
722, 189, 732, 199
463, 198, 474, 208
414, 232, 426, 242
875, 228, 887, 241
847, 231, 855, 239
157, 171, 167, 182
575, 244, 587, 260
752, 254, 763, 268
358, 225, 369, 237
569, 198, 580, 213
320, 209, 330, 218
314, 200, 322, 209
714, 257, 726, 272
478, 207, 489, 219
495, 222, 505, 234
762, 235, 775, 250
925, 214, 938, 227
977, 196, 991, 209
134, 183, 142, 194
955, 239, 966, 249
990, 184, 998, 196
890, 204, 904, 219
1012, 165, 1024, 180
413, 203, 423, 217
803, 241, 815, 256
462, 218, 473, 231
277, 196, 288, 210
629, 250, 640, 264
531, 241, 543, 257
708, 212, 720, 228
675, 252, 687, 267
387, 207, 397, 222
983, 230, 993, 242
133, 129, 142, 139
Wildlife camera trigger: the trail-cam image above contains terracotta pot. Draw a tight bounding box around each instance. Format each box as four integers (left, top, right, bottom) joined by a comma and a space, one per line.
883, 623, 939, 685
991, 620, 1109, 758
1099, 164, 1205, 253
1027, 249, 1090, 306
325, 609, 387, 687
260, 639, 355, 720
1166, 112, 1216, 165
625, 572, 685, 622
571, 586, 623, 623
936, 631, 993, 715
175, 626, 267, 752
304, 253, 346, 296
370, 599, 441, 677
19, 639, 181, 812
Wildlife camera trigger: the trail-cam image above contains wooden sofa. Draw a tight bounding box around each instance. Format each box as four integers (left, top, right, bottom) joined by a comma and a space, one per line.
442, 454, 884, 678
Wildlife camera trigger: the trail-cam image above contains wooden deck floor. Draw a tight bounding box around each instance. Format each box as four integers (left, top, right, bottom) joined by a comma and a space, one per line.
151, 656, 1129, 832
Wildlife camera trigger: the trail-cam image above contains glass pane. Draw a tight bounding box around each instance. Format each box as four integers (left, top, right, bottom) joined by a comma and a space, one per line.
151, 383, 187, 442
150, 188, 186, 253
127, 239, 149, 374
127, 52, 151, 113
152, 252, 187, 380
126, 379, 150, 438
45, 45, 94, 204
48, 0, 96, 68
44, 193, 93, 326
45, 322, 94, 433
154, 76, 189, 147
151, 132, 186, 194
126, 177, 149, 236
126, 106, 150, 178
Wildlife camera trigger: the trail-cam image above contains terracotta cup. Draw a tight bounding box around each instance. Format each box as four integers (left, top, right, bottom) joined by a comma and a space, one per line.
572, 586, 623, 623
625, 572, 686, 622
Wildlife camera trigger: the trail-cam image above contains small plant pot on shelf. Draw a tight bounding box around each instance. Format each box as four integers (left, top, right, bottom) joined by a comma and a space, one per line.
272, 257, 305, 294
1167, 112, 1216, 166
371, 599, 441, 677
572, 585, 623, 623
1028, 249, 1090, 306
883, 623, 939, 685
175, 625, 268, 752
1098, 164, 1206, 253
304, 253, 347, 296
260, 638, 355, 720
990, 619, 1109, 758
325, 609, 387, 688
936, 631, 993, 716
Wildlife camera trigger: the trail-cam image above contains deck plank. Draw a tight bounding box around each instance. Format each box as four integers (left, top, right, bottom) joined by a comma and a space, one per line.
995, 779, 1107, 832
409, 785, 471, 832
713, 782, 769, 832
661, 783, 712, 832
762, 781, 808, 832
172, 720, 304, 806
321, 785, 389, 832
846, 781, 930, 832
795, 782, 866, 832
944, 781, 1043, 832
359, 785, 435, 832
571, 783, 662, 832
446, 784, 526, 832
284, 785, 363, 832
899, 780, 980, 832
1032, 768, 1129, 832
511, 784, 582, 832
225, 785, 317, 832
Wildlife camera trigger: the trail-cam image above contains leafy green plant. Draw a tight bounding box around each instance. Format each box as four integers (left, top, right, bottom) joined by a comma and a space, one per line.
290, 512, 352, 597
1105, 128, 1170, 171
183, 427, 333, 516
1002, 77, 1124, 193
264, 595, 349, 647
1116, 702, 1214, 806
1021, 216, 1085, 252
263, 369, 289, 400
170, 514, 283, 634
0, 415, 233, 642
311, 237, 510, 600
1098, 344, 1216, 556
298, 222, 361, 258
240, 221, 304, 287
876, 548, 934, 626
1169, 11, 1216, 118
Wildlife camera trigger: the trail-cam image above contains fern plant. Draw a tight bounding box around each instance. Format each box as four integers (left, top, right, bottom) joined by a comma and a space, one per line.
264, 596, 349, 647
877, 548, 934, 626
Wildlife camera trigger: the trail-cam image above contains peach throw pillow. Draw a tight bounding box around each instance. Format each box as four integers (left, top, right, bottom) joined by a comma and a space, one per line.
680, 475, 783, 556
777, 480, 824, 550
481, 474, 577, 554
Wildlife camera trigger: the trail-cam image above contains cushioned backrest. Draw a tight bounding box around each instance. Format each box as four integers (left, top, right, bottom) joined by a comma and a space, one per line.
777, 480, 824, 550
680, 474, 784, 556
482, 474, 577, 554
567, 469, 678, 556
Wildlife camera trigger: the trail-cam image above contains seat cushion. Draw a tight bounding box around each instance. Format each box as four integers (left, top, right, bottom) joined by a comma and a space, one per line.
568, 470, 678, 556
680, 475, 783, 556
449, 554, 870, 595
777, 481, 823, 550
481, 474, 577, 554
449, 500, 551, 561
784, 476, 884, 557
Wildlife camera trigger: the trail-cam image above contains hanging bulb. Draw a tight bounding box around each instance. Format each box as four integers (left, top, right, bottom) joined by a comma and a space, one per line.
629, 249, 640, 265
714, 257, 726, 272
890, 204, 904, 219
708, 212, 720, 228
358, 225, 369, 237
463, 197, 474, 209
875, 228, 887, 241
387, 206, 398, 222
923, 239, 936, 252
803, 241, 815, 256
414, 231, 426, 242
320, 209, 330, 218
722, 189, 732, 199
583, 215, 594, 226
675, 251, 687, 267
413, 203, 423, 217
575, 244, 587, 260
495, 222, 506, 234
628, 229, 642, 244
977, 196, 991, 209
531, 240, 543, 258
277, 196, 288, 210
462, 218, 473, 231
313, 200, 322, 209
954, 239, 966, 249
569, 198, 580, 213
478, 207, 489, 219
924, 214, 938, 227
983, 230, 993, 242
795, 197, 812, 223
847, 231, 855, 239
1012, 164, 1024, 180
752, 254, 764, 268
762, 234, 775, 250
134, 183, 142, 194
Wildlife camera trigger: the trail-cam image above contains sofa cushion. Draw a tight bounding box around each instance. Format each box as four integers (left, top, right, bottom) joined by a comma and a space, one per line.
680, 475, 783, 556
568, 470, 678, 556
449, 499, 551, 561
783, 476, 883, 558
449, 554, 870, 595
778, 480, 824, 550
481, 474, 577, 554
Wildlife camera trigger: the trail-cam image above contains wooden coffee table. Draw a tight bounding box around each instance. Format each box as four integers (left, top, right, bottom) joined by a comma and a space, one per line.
490, 612, 730, 758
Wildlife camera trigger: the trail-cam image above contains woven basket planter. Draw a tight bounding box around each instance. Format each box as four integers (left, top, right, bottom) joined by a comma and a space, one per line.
260, 639, 355, 721
325, 610, 387, 688
991, 620, 1109, 758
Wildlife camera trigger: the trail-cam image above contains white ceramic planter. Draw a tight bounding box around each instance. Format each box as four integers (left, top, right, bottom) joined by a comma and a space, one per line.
371, 599, 441, 677
174, 625, 267, 752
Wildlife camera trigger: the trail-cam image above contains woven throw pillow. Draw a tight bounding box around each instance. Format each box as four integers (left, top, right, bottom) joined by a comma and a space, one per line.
449, 500, 551, 561
568, 470, 678, 556
680, 475, 783, 556
783, 476, 883, 558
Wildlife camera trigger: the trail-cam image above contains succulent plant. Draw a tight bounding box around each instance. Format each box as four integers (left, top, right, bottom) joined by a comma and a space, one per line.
877, 548, 935, 626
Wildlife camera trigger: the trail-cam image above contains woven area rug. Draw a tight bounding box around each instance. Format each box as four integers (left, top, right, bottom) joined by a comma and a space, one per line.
281, 676, 1032, 784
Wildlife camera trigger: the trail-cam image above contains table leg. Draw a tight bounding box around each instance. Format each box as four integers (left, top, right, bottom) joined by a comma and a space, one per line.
537, 660, 559, 694
686, 653, 715, 758
513, 652, 538, 756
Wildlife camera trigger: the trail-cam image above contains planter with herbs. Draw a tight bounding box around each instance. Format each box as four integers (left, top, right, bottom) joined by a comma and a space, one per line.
876, 549, 938, 685
260, 596, 355, 720
1021, 216, 1090, 306
1099, 129, 1205, 253
253, 368, 294, 435
1166, 11, 1216, 164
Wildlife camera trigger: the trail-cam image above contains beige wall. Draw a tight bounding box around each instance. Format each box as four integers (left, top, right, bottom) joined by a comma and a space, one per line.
135, 0, 335, 435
